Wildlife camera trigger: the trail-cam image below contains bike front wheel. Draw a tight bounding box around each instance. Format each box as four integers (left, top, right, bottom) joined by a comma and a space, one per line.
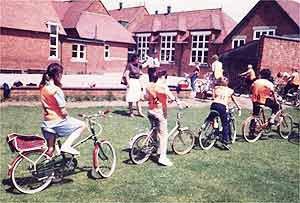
198, 122, 218, 150
278, 113, 293, 139
172, 129, 195, 155
129, 134, 153, 165
92, 140, 116, 178
242, 116, 263, 143
11, 151, 53, 194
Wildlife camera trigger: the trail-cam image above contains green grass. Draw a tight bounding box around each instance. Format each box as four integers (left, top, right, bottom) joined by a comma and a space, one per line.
0, 106, 299, 202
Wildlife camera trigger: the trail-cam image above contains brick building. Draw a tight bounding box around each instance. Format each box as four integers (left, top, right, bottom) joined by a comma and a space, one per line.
220, 0, 300, 86
110, 6, 236, 76
0, 0, 135, 74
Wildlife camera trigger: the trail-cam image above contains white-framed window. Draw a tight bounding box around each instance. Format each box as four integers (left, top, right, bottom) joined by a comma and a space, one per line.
160, 32, 176, 63
71, 44, 86, 62
104, 44, 110, 60
190, 31, 210, 64
136, 33, 150, 60
48, 23, 58, 59
253, 27, 276, 40
232, 36, 246, 49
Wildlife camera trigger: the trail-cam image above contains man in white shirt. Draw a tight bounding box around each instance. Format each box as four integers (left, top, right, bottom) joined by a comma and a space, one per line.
142, 51, 160, 82
211, 54, 223, 80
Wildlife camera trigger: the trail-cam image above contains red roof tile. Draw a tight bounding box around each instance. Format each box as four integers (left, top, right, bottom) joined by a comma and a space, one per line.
76, 12, 135, 44
0, 0, 65, 34
132, 8, 236, 43
276, 0, 300, 28
109, 6, 149, 24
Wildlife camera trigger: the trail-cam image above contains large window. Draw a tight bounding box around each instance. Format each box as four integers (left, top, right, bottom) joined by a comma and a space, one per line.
72, 44, 86, 62
232, 36, 246, 49
253, 27, 276, 40
48, 23, 58, 59
104, 44, 110, 60
160, 32, 176, 63
136, 34, 150, 60
190, 31, 210, 64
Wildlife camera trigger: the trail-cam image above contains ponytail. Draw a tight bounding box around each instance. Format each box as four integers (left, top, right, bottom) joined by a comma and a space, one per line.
39, 63, 63, 88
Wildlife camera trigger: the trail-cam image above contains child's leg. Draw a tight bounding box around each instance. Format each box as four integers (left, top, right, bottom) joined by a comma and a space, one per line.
128, 102, 134, 116
44, 131, 56, 157
136, 101, 145, 117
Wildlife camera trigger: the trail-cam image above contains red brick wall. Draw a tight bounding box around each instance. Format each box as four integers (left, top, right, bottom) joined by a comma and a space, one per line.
0, 28, 61, 72
259, 36, 300, 73
222, 1, 299, 52
61, 41, 129, 74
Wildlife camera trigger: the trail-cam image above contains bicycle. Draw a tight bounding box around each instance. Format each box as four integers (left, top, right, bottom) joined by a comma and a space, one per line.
129, 104, 195, 165
242, 102, 293, 143
275, 83, 300, 108
198, 106, 240, 150
177, 72, 203, 93
6, 110, 116, 194
233, 75, 250, 97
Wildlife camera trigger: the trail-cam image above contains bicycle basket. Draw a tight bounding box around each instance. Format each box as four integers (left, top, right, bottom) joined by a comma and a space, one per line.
7, 133, 46, 153
178, 80, 189, 89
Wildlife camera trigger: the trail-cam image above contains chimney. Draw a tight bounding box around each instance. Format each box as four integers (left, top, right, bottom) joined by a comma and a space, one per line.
119, 2, 123, 10
155, 10, 158, 15
167, 6, 171, 14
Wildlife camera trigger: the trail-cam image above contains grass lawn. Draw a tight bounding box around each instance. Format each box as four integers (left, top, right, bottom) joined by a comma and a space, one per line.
0, 105, 299, 202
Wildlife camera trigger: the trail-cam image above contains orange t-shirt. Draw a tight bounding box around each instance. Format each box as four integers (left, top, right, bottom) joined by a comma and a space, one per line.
213, 86, 234, 107
146, 83, 169, 110
251, 79, 274, 104
291, 72, 300, 85
40, 83, 64, 121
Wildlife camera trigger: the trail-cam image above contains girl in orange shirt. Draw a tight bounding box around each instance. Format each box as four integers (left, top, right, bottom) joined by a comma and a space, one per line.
40, 63, 86, 158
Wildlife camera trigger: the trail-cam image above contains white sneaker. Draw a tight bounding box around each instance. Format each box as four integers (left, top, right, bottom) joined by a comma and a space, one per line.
158, 157, 173, 166
61, 145, 80, 155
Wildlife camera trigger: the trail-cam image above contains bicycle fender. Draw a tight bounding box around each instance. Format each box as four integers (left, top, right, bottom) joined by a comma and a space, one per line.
178, 127, 189, 131
128, 133, 148, 149
93, 143, 100, 171
7, 155, 23, 177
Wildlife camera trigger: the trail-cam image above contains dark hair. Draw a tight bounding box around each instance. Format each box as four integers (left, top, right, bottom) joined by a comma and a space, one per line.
260, 68, 272, 80
39, 63, 63, 88
130, 54, 139, 63
156, 70, 168, 79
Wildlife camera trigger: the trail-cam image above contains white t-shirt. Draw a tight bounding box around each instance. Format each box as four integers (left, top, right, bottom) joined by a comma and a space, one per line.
142, 56, 160, 69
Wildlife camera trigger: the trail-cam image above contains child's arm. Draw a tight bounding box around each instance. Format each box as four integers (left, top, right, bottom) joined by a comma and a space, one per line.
54, 90, 68, 118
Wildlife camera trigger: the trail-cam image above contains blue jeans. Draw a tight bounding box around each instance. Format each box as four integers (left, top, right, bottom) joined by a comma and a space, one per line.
206, 102, 230, 143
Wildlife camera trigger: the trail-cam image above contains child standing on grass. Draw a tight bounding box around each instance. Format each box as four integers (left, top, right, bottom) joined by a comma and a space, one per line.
145, 70, 179, 166
40, 63, 86, 158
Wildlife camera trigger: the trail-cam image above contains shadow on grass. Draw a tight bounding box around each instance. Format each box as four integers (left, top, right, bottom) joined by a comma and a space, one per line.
112, 110, 129, 117
288, 132, 300, 145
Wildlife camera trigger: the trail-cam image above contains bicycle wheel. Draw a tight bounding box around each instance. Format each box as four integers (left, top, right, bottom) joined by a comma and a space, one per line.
11, 151, 53, 194
129, 134, 153, 165
242, 116, 263, 143
278, 114, 293, 139
198, 121, 218, 150
92, 140, 116, 178
230, 118, 237, 144
172, 129, 195, 155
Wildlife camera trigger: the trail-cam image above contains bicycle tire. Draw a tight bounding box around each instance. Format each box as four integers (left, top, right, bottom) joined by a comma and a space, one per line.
92, 140, 116, 178
278, 113, 293, 139
11, 151, 53, 194
198, 121, 218, 150
242, 116, 263, 143
230, 118, 237, 144
129, 134, 153, 165
172, 129, 195, 155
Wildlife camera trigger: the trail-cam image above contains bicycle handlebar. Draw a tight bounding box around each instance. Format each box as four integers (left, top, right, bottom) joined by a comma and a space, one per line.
78, 109, 111, 119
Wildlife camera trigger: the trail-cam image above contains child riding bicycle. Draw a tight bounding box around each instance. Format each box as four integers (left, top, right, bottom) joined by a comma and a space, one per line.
40, 63, 86, 158
202, 77, 240, 150
144, 70, 180, 166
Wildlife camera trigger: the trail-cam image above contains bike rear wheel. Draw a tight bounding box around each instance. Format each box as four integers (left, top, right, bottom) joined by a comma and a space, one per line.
92, 140, 116, 178
11, 151, 53, 194
242, 116, 263, 143
198, 121, 218, 150
129, 134, 153, 165
172, 129, 195, 155
278, 113, 293, 139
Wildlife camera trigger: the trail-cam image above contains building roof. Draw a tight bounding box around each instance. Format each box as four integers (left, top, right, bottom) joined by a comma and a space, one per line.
131, 8, 236, 44
109, 6, 149, 24
0, 0, 65, 34
76, 12, 135, 44
52, 0, 135, 44
276, 0, 300, 28
223, 0, 300, 43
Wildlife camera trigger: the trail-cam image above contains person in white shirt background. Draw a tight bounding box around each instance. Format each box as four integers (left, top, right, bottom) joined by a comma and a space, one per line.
211, 54, 224, 81
142, 50, 160, 82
